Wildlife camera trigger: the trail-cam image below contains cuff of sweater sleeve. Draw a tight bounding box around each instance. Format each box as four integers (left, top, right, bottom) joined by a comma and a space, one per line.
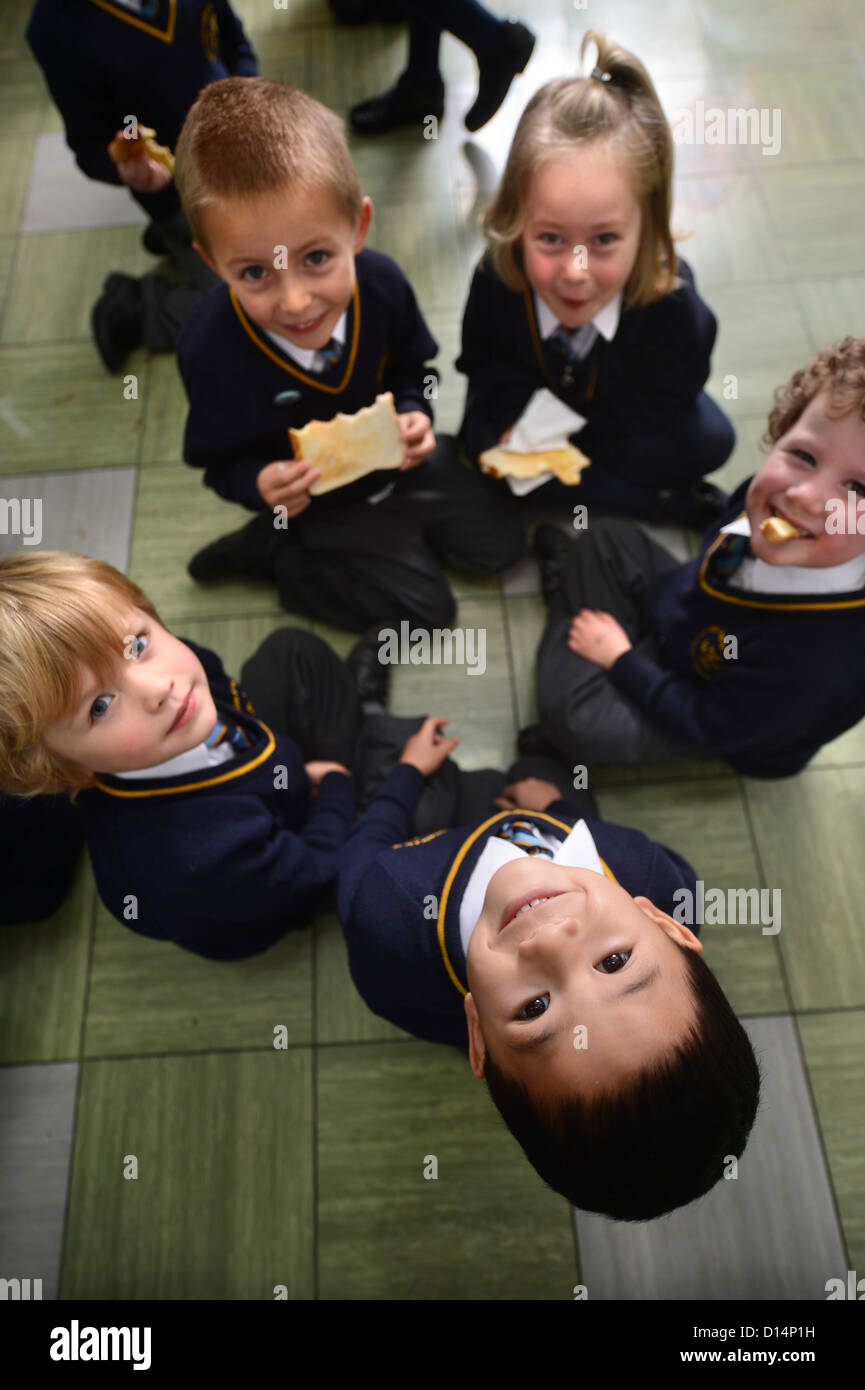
608, 647, 660, 703
374, 762, 426, 809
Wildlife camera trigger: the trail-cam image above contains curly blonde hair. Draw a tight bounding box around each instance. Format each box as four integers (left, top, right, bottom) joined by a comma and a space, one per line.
482, 30, 677, 306
0, 553, 160, 796
765, 337, 865, 446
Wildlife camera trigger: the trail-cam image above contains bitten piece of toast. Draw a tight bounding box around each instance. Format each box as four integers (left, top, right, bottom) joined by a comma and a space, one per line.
290, 391, 404, 496
108, 125, 175, 173
478, 442, 591, 487
760, 516, 802, 544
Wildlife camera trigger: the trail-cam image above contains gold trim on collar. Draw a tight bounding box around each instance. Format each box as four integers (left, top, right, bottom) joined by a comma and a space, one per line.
92, 724, 276, 798
88, 0, 176, 43
437, 810, 616, 996
229, 283, 361, 394
699, 520, 865, 611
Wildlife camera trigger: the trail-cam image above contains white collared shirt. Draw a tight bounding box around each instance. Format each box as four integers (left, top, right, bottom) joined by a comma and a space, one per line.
459, 819, 605, 955
265, 313, 347, 374
535, 292, 622, 360
114, 739, 235, 781
719, 516, 865, 594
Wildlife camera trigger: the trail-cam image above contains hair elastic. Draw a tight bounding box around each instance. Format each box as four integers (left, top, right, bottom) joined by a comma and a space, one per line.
590, 67, 612, 82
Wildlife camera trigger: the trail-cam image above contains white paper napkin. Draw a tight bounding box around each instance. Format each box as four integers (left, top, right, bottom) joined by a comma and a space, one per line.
502, 389, 587, 495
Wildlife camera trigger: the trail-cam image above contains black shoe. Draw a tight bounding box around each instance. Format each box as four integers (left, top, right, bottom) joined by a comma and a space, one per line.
516, 725, 560, 759
464, 18, 535, 133
346, 626, 390, 707
188, 515, 280, 583
532, 523, 572, 601
661, 481, 730, 531
91, 274, 144, 372
142, 222, 167, 256
350, 72, 445, 135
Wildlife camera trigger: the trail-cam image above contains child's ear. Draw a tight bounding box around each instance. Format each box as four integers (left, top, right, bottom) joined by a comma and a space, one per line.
192, 240, 219, 275
463, 993, 487, 1078
633, 895, 703, 952
353, 197, 373, 254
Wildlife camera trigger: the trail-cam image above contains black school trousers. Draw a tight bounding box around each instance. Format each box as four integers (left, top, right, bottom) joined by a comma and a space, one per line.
270, 434, 524, 631
536, 519, 710, 766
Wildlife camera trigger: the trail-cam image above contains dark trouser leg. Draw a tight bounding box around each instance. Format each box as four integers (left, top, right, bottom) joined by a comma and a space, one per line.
136, 209, 220, 352
275, 505, 456, 632
239, 627, 362, 764
354, 713, 461, 834
536, 519, 703, 765
570, 393, 736, 518
0, 795, 83, 925
386, 434, 525, 573
404, 12, 442, 81
402, 0, 504, 62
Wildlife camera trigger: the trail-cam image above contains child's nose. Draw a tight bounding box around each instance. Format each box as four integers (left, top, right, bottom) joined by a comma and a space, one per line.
277, 277, 313, 317
518, 915, 579, 959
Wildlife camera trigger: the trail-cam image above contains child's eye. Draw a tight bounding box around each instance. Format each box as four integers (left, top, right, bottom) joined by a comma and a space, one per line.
538, 232, 562, 246
305, 249, 329, 267
90, 694, 113, 722
595, 951, 631, 974
241, 265, 268, 283
127, 633, 148, 660
792, 448, 817, 465
846, 479, 865, 498
594, 232, 618, 247
517, 994, 550, 1020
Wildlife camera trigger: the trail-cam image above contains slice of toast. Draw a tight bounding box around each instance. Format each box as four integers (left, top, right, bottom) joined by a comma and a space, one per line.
108, 125, 175, 173
478, 442, 591, 487
760, 516, 802, 544
290, 391, 404, 496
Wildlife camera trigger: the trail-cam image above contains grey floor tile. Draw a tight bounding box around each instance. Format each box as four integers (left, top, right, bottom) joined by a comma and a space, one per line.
0, 467, 136, 570
0, 1061, 79, 1301
21, 134, 146, 235
573, 1016, 846, 1300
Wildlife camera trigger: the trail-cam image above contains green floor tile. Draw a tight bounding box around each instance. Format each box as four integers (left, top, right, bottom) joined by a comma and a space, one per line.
503, 591, 545, 730
83, 900, 313, 1059
387, 596, 515, 769
0, 132, 35, 238
760, 164, 865, 277
305, 20, 406, 112
61, 1050, 314, 1299
138, 351, 188, 466
0, 235, 18, 335
810, 717, 865, 769
596, 777, 789, 1016
798, 1010, 865, 1272
317, 1040, 576, 1299
673, 174, 785, 289
724, 58, 865, 169
0, 342, 145, 472
2, 228, 153, 344
795, 276, 865, 352
127, 464, 282, 623
702, 0, 851, 61
0, 64, 47, 137
368, 196, 470, 312
706, 281, 813, 415
0, 851, 95, 1063
315, 911, 409, 1045
746, 768, 865, 1010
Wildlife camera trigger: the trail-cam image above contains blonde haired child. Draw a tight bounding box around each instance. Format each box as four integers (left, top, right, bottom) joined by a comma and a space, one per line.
456, 31, 734, 527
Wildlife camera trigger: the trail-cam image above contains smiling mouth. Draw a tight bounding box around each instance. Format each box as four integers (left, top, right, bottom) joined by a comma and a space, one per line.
285, 312, 326, 332
168, 690, 194, 735
499, 890, 566, 934
769, 505, 813, 538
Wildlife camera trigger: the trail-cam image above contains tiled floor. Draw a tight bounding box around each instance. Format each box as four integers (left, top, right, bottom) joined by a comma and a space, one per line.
0, 0, 863, 1301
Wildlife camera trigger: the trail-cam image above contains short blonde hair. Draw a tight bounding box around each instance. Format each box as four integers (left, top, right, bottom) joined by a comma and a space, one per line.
174, 76, 365, 250
0, 553, 161, 796
483, 31, 677, 307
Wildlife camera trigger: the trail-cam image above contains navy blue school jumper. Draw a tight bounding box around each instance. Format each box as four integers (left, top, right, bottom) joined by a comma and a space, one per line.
605, 481, 865, 777
0, 794, 84, 925
26, 0, 257, 224
337, 763, 698, 1049
455, 254, 734, 518
178, 248, 524, 630
77, 640, 354, 960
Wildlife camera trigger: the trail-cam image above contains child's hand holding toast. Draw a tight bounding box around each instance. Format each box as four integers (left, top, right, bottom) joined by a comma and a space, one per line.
397, 411, 435, 470
256, 459, 322, 515
567, 610, 633, 669
399, 717, 460, 775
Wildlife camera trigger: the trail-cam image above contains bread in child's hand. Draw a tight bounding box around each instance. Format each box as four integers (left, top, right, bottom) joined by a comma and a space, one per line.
760, 516, 803, 544
478, 442, 591, 486
108, 125, 175, 173
290, 392, 404, 496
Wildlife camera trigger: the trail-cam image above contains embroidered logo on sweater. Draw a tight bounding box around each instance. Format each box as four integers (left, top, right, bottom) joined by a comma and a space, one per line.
201, 1, 219, 61
690, 624, 729, 680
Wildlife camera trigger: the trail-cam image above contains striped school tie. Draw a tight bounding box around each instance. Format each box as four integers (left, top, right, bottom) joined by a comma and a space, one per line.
316, 337, 343, 370
204, 719, 252, 753
497, 817, 555, 858
548, 324, 595, 387
706, 532, 750, 583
